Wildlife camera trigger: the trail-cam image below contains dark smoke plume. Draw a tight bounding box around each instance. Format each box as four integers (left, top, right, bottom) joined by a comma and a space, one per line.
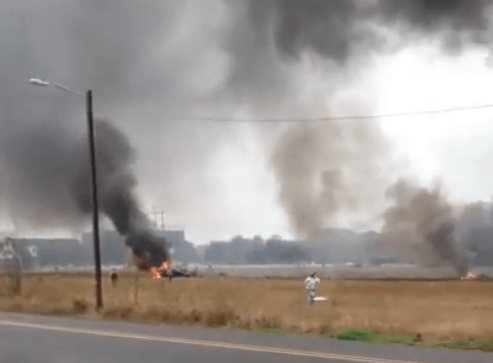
245, 0, 363, 63
377, 1, 492, 41
241, 0, 493, 65
379, 179, 469, 275
70, 120, 167, 268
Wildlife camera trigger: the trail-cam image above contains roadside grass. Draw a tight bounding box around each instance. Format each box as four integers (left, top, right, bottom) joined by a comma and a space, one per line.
336, 328, 493, 352
337, 327, 415, 344
432, 339, 493, 352
1, 273, 493, 352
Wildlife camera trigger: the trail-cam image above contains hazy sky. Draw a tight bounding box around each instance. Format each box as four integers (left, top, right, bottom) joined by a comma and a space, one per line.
377, 46, 493, 202
178, 45, 493, 244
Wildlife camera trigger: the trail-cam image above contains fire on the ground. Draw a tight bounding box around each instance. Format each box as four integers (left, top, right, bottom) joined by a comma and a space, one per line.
462, 271, 478, 280
150, 261, 169, 279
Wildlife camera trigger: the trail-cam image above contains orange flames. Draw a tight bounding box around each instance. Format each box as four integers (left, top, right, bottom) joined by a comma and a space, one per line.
150, 261, 169, 279
462, 271, 478, 280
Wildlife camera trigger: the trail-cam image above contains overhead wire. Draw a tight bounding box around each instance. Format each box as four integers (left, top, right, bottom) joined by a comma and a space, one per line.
185, 102, 493, 123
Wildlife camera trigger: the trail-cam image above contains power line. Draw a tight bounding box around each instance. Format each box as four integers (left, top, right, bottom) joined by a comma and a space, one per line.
186, 103, 493, 123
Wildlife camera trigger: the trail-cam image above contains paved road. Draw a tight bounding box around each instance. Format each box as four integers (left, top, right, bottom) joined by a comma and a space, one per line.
0, 312, 491, 363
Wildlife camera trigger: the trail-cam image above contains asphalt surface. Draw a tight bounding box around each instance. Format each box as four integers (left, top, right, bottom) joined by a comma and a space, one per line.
0, 312, 491, 363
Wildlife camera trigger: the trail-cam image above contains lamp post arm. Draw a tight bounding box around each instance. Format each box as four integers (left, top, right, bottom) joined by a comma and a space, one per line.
52, 83, 84, 97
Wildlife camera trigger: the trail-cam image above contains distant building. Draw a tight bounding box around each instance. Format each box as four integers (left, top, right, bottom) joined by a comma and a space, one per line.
204, 241, 228, 264
152, 229, 199, 263
0, 226, 200, 270
2, 237, 90, 270
204, 235, 305, 265
301, 228, 418, 265
81, 230, 127, 265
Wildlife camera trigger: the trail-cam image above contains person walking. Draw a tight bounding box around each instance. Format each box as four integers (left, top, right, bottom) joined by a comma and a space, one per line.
304, 272, 320, 305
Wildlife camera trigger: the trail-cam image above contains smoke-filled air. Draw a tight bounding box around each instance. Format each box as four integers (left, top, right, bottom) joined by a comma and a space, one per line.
0, 0, 493, 271
379, 179, 469, 275
270, 120, 389, 240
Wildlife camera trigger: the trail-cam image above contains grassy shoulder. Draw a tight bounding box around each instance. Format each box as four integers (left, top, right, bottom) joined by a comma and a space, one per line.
336, 327, 493, 352
1, 274, 493, 352
2, 294, 493, 353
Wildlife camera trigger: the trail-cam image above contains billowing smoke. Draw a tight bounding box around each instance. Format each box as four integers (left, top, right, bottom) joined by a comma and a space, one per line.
270, 119, 389, 239
70, 120, 167, 268
0, 0, 493, 266
377, 0, 492, 45
241, 0, 493, 65
243, 0, 363, 64
379, 179, 469, 276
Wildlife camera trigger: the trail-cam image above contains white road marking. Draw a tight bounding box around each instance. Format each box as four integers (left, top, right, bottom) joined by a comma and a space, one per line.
0, 319, 425, 363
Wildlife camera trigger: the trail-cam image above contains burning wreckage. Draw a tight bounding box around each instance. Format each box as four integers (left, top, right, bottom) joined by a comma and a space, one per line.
84, 121, 173, 277
124, 228, 197, 280
72, 120, 175, 278
127, 231, 170, 276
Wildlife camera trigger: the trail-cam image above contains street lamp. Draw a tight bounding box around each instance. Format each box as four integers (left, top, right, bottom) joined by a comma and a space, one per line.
29, 77, 103, 310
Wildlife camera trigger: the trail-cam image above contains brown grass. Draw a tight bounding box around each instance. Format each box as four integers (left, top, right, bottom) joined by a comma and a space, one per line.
1, 274, 493, 342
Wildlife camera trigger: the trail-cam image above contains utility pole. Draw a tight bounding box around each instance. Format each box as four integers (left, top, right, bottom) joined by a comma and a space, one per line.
87, 90, 103, 310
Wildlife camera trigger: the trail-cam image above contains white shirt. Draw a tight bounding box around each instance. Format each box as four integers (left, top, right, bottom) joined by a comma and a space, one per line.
304, 276, 320, 290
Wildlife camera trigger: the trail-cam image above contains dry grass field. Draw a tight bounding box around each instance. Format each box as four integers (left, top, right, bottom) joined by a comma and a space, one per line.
1, 273, 493, 343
